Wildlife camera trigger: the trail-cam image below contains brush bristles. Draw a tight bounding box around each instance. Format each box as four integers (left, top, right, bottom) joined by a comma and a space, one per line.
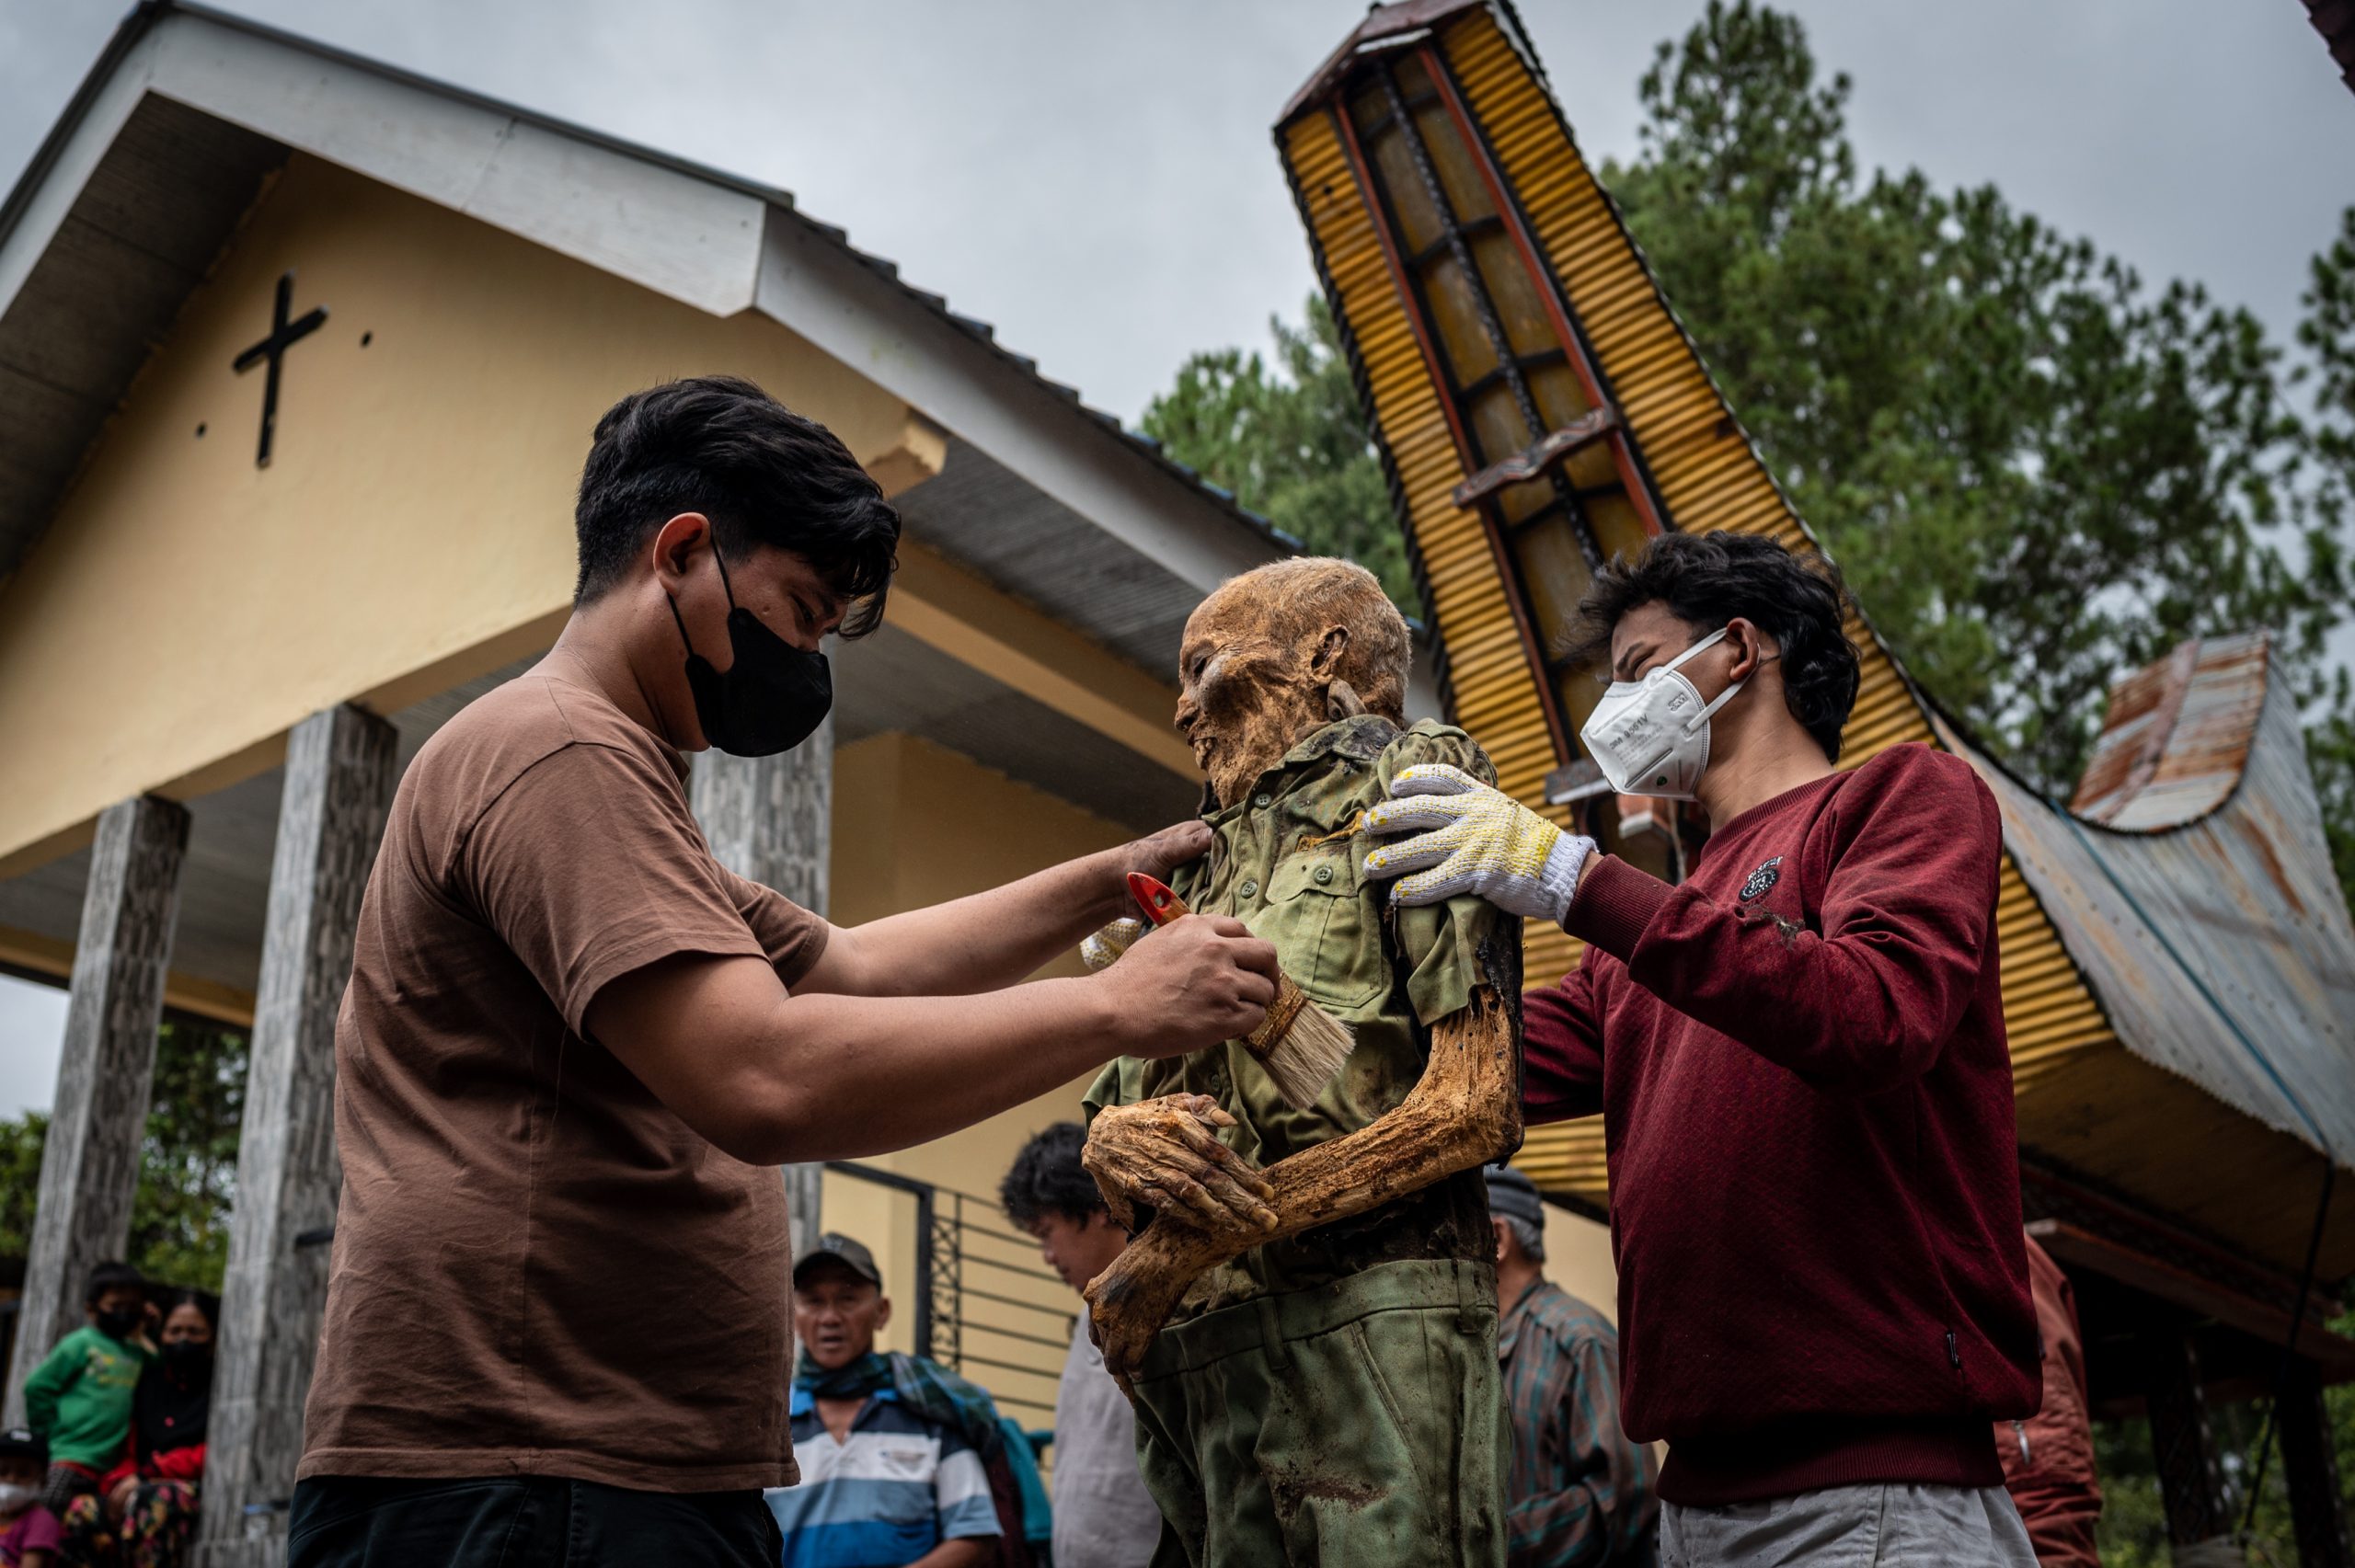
1260, 1001, 1355, 1111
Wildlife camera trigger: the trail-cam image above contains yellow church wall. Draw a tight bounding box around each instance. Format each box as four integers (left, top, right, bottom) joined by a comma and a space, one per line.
1540, 1206, 1619, 1325
0, 152, 929, 872
818, 730, 1130, 1420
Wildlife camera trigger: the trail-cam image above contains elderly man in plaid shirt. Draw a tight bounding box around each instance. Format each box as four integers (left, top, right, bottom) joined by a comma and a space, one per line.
1488, 1168, 1658, 1567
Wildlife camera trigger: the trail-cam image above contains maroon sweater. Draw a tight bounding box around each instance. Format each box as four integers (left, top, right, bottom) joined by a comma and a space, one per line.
1524, 742, 2039, 1505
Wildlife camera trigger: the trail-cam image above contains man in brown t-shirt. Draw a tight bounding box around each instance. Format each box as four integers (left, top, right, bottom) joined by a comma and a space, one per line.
288, 377, 1281, 1568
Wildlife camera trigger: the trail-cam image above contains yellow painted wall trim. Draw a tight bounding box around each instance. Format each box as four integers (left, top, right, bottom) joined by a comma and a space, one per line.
890, 543, 1197, 778
865, 414, 950, 500
0, 924, 257, 1028
0, 820, 97, 884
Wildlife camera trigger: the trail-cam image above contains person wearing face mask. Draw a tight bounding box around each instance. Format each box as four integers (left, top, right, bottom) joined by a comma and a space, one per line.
0, 1428, 62, 1568
1361, 531, 2039, 1568
291, 377, 1282, 1568
19, 1264, 151, 1531
54, 1289, 215, 1568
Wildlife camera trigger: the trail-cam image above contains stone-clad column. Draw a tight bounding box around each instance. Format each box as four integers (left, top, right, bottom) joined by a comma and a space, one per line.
197, 705, 396, 1568
691, 716, 833, 1255
3, 795, 189, 1424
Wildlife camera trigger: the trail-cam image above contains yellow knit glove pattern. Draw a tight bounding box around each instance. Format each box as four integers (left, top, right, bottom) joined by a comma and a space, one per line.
1361, 763, 1594, 923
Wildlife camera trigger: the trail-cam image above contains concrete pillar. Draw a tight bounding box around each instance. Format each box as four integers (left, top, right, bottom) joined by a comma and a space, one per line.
2, 795, 189, 1424
2279, 1355, 2353, 1568
690, 717, 832, 1256
2141, 1322, 2235, 1558
197, 706, 396, 1568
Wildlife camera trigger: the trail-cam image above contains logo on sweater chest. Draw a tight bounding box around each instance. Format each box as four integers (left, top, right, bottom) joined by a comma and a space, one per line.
1739, 855, 1784, 901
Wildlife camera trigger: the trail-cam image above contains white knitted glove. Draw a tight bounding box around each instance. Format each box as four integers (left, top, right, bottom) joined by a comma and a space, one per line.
1361, 763, 1594, 923
1081, 917, 1147, 971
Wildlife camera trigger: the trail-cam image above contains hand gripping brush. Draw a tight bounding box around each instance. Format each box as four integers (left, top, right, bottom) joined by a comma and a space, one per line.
1126, 872, 1354, 1111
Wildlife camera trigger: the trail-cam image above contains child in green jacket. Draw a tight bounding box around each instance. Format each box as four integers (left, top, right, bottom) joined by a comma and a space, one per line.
20, 1262, 151, 1519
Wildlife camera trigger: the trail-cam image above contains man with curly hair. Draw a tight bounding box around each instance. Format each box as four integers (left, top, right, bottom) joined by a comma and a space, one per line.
1001, 1124, 1161, 1568
1362, 532, 2040, 1567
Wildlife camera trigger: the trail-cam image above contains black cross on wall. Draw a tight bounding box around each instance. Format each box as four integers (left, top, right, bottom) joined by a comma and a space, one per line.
232, 271, 327, 469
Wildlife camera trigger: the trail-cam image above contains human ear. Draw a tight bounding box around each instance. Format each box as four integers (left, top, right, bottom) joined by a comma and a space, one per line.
1309, 624, 1350, 678
1725, 618, 1769, 682
649, 512, 712, 591
874, 1297, 892, 1333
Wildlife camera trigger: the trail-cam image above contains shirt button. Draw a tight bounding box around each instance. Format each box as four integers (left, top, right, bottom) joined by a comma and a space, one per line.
1253, 793, 1272, 809
1314, 864, 1335, 885
1238, 879, 1258, 898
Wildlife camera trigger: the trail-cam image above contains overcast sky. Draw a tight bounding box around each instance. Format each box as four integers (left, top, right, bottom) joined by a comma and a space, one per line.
1, 0, 2350, 1116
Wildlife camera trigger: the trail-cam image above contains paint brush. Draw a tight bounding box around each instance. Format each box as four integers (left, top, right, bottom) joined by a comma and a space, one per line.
1126, 872, 1354, 1112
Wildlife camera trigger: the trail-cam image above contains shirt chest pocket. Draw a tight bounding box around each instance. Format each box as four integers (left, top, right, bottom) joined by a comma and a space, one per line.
1257, 843, 1386, 1013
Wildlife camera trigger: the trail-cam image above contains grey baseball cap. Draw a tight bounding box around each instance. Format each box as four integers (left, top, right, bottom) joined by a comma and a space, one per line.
1485, 1165, 1545, 1229
793, 1231, 883, 1290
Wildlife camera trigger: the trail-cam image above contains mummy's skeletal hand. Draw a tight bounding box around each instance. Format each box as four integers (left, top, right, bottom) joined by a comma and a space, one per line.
1083, 1094, 1279, 1240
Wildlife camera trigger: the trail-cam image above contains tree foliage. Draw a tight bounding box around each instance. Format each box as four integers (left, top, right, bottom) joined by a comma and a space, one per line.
1601, 2, 2351, 805
0, 1018, 245, 1293
1142, 296, 1407, 608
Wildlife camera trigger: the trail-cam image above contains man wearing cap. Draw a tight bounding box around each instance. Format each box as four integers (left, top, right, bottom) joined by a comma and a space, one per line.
1487, 1169, 1656, 1568
770, 1235, 1002, 1568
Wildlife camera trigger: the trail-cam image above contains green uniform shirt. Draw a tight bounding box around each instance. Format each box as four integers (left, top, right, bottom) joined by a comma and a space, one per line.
1086, 715, 1522, 1321
22, 1323, 151, 1470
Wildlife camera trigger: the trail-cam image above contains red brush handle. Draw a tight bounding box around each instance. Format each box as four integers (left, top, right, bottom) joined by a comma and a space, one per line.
1128, 872, 1189, 926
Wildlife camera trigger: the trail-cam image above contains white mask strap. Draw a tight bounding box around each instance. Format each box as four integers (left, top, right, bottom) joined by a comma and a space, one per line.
1660, 625, 1728, 675
1673, 626, 1744, 736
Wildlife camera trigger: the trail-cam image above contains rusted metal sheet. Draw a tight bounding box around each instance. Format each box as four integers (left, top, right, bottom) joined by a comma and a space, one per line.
1940, 641, 2355, 1171
2072, 633, 2269, 829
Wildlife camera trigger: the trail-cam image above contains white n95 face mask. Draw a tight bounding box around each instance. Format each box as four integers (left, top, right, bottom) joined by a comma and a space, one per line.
1577, 626, 1745, 800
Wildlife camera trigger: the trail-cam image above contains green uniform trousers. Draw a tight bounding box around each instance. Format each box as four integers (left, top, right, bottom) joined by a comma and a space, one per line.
1128, 1258, 1509, 1568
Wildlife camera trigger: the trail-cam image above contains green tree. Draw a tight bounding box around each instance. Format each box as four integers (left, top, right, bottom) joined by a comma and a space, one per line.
0, 1017, 246, 1294
2300, 207, 2355, 903
1601, 1, 2351, 807
1142, 295, 1409, 608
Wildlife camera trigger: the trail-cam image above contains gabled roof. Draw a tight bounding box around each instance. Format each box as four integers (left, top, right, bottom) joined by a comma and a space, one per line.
0, 0, 1289, 656
1940, 633, 2355, 1168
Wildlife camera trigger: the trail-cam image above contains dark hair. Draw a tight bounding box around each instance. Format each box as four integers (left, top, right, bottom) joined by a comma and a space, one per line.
1568, 531, 1862, 762
572, 375, 901, 634
156, 1288, 219, 1333
86, 1260, 145, 1306
1000, 1123, 1105, 1229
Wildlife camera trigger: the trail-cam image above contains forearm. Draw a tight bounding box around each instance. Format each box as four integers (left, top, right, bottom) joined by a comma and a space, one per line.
1568, 855, 1977, 1093
23, 1355, 68, 1429
909, 1537, 995, 1568
722, 977, 1124, 1162
819, 846, 1129, 997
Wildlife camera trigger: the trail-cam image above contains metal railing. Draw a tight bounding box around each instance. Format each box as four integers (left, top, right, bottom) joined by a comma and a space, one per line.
825, 1162, 1072, 1426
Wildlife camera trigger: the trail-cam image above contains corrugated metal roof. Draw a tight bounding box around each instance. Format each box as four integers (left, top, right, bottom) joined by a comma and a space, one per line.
1940, 634, 2355, 1166
1278, 0, 2355, 1282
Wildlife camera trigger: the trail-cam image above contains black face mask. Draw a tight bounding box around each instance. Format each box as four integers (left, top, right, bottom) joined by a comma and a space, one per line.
666, 545, 833, 758
162, 1339, 213, 1375
95, 1307, 142, 1342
